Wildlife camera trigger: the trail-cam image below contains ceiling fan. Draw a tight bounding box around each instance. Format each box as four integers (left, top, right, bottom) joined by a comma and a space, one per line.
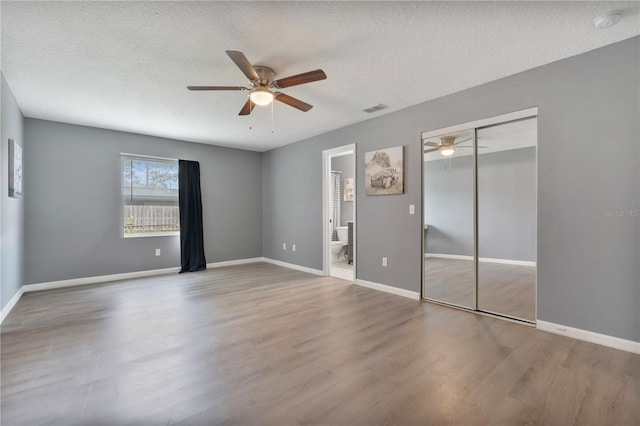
424, 136, 485, 157
187, 50, 327, 116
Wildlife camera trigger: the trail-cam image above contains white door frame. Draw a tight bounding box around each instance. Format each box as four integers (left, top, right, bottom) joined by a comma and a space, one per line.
322, 143, 356, 281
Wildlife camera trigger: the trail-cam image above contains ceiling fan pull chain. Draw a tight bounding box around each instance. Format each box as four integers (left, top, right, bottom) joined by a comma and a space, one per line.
271, 101, 274, 133
445, 156, 452, 171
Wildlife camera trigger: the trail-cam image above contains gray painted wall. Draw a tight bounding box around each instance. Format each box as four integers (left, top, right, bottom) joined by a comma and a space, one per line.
425, 147, 536, 262
1, 73, 25, 310
262, 37, 639, 342
263, 140, 324, 268
24, 119, 263, 284
331, 154, 355, 224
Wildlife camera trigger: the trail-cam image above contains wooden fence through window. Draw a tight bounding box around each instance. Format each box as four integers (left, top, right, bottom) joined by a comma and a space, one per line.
124, 205, 180, 233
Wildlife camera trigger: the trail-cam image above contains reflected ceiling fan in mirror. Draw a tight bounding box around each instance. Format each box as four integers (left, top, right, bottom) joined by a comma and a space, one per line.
187, 50, 327, 116
423, 136, 486, 157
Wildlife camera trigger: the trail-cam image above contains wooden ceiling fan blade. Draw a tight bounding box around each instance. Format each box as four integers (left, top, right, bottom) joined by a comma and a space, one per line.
187, 86, 248, 91
454, 137, 473, 145
226, 50, 260, 81
273, 69, 327, 88
424, 147, 439, 153
275, 93, 313, 112
424, 142, 440, 147
238, 99, 256, 116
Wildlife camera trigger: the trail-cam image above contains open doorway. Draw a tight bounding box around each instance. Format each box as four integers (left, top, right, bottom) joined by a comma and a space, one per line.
322, 144, 356, 282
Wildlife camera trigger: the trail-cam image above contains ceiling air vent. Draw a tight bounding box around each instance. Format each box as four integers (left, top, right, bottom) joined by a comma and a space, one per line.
363, 104, 388, 113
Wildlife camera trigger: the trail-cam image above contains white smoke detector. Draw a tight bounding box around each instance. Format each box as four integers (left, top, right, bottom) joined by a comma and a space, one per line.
593, 10, 624, 29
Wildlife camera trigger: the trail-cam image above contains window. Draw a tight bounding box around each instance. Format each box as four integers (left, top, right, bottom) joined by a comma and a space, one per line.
121, 154, 179, 237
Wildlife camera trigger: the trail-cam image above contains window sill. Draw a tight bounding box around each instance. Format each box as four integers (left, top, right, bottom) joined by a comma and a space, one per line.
123, 232, 180, 238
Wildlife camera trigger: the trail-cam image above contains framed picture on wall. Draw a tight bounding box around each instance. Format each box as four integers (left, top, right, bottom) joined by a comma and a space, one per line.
365, 145, 404, 195
8, 139, 23, 198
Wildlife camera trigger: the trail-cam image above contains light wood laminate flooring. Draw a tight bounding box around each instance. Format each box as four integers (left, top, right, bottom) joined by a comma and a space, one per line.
2, 263, 638, 425
425, 257, 536, 322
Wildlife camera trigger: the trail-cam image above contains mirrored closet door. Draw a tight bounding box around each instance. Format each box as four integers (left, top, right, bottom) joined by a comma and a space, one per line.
423, 129, 475, 310
477, 118, 537, 322
422, 111, 537, 323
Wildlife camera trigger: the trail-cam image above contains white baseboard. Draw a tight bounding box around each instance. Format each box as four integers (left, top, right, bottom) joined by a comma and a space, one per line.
425, 253, 473, 261
355, 279, 420, 300
480, 257, 536, 267
1, 286, 25, 324
537, 320, 640, 354
425, 253, 536, 267
261, 257, 324, 276
22, 257, 267, 294
23, 266, 181, 293
207, 257, 264, 269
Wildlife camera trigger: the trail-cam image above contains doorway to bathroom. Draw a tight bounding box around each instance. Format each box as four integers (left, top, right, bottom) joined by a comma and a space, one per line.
322, 144, 356, 282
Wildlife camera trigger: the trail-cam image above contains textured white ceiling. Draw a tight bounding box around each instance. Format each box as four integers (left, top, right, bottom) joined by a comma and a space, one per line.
1, 1, 638, 151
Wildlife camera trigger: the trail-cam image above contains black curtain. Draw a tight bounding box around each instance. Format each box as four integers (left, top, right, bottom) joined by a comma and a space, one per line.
179, 160, 207, 272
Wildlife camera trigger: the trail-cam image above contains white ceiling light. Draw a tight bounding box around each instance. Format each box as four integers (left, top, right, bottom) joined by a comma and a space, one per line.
439, 135, 456, 157
440, 146, 455, 157
249, 87, 274, 106
593, 10, 623, 29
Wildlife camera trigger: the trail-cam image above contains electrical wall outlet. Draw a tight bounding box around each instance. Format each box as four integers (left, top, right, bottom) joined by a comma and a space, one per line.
409, 204, 415, 215
382, 257, 388, 267
292, 244, 296, 252
283, 243, 286, 250
155, 248, 161, 256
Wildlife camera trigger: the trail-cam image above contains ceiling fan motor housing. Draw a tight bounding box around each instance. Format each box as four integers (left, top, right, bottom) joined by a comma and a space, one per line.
252, 66, 276, 86
440, 136, 456, 146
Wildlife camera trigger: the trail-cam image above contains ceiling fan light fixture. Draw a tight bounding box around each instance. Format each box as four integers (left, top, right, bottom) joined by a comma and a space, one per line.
249, 87, 274, 106
440, 147, 455, 157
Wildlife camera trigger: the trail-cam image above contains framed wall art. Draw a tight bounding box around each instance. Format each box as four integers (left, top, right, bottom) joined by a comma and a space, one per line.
364, 145, 403, 195
8, 139, 23, 198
